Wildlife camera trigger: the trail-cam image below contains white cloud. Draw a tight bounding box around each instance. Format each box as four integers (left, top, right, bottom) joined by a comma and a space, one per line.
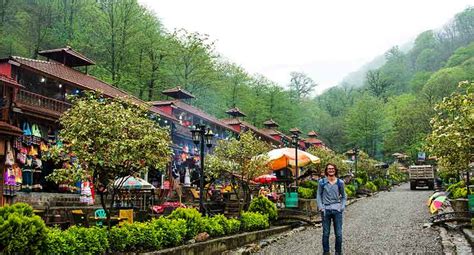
139, 0, 472, 93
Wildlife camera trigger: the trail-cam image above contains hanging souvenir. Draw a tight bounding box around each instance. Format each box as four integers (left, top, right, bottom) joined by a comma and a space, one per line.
16, 151, 26, 165
28, 146, 38, 156
184, 167, 191, 187
5, 141, 14, 166
31, 124, 42, 138
33, 158, 42, 169
25, 156, 33, 167
22, 122, 32, 136
13, 164, 22, 184
40, 142, 48, 152
80, 180, 94, 205
13, 137, 22, 149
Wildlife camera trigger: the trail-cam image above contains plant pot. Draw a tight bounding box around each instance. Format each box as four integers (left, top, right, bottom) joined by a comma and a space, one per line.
451, 198, 468, 212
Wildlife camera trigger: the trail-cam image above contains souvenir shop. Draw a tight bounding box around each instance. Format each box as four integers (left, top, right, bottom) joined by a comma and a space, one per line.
2, 118, 94, 202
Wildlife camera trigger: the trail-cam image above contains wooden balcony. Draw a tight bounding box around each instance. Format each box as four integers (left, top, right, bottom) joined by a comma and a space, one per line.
16, 90, 71, 119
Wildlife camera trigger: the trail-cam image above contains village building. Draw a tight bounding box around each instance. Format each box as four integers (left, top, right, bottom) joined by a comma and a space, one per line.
0, 47, 176, 206
0, 47, 320, 212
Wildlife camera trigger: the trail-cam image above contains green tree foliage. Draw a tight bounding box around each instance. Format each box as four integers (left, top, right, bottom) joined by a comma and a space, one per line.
383, 94, 433, 155
306, 147, 350, 176
365, 69, 391, 100
0, 2, 472, 161
206, 131, 270, 211
426, 81, 473, 176
288, 72, 317, 100
47, 92, 172, 224
344, 94, 387, 157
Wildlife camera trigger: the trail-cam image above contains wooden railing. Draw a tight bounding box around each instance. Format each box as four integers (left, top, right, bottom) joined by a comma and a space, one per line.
17, 90, 71, 114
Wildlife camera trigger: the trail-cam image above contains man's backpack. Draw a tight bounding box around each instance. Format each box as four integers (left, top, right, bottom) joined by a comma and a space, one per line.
319, 178, 345, 198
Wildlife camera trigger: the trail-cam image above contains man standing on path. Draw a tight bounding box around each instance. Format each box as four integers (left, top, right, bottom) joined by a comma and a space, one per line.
317, 163, 346, 255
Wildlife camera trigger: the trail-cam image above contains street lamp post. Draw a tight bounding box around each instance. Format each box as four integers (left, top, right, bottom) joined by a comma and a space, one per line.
290, 128, 301, 187
353, 146, 359, 187
191, 124, 214, 214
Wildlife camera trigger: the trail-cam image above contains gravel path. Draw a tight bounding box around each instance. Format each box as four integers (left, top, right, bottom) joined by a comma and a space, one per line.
256, 183, 443, 254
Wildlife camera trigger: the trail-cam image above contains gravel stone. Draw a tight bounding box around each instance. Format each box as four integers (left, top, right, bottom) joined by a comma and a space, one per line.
255, 183, 444, 254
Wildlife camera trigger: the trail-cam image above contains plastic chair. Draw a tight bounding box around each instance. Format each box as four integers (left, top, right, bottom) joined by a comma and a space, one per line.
94, 209, 106, 226
119, 209, 133, 225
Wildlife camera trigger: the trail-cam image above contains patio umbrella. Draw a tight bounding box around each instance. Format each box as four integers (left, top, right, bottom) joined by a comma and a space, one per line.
114, 176, 155, 190
254, 174, 277, 184
430, 196, 448, 214
266, 147, 320, 171
426, 191, 448, 206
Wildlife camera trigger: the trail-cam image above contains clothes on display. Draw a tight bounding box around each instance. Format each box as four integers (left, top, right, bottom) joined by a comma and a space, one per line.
184, 167, 191, 187
8, 121, 61, 192
80, 180, 94, 205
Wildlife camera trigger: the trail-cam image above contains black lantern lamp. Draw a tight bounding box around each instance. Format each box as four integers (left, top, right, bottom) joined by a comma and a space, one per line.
205, 129, 214, 147
191, 125, 201, 144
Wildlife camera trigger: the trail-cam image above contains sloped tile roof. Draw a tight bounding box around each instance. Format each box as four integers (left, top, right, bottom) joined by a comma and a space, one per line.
10, 56, 176, 121
151, 100, 237, 133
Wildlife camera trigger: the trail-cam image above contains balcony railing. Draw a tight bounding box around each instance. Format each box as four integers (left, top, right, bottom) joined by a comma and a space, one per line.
17, 90, 71, 115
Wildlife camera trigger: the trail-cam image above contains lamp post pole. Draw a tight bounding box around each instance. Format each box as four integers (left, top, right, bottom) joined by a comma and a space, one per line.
191, 124, 213, 214
290, 128, 301, 188
199, 126, 205, 213
353, 146, 359, 187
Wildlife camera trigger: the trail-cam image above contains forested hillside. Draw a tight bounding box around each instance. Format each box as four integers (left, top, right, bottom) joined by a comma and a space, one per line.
0, 1, 472, 160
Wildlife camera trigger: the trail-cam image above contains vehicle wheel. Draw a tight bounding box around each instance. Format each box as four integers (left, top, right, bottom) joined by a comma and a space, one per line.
410, 182, 416, 190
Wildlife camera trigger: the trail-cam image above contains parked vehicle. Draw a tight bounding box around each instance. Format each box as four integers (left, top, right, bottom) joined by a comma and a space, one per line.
409, 165, 435, 190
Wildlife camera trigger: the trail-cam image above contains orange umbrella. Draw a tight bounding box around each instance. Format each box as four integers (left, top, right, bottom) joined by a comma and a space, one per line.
266, 147, 320, 171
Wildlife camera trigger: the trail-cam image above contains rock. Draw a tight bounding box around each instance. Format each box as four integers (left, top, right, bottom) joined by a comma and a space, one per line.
195, 232, 210, 242
185, 239, 196, 245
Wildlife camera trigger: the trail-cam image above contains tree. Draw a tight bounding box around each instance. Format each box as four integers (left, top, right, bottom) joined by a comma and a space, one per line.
46, 92, 172, 226
205, 131, 270, 212
426, 81, 473, 178
306, 147, 350, 176
365, 69, 390, 100
288, 72, 317, 100
344, 94, 386, 158
383, 94, 433, 156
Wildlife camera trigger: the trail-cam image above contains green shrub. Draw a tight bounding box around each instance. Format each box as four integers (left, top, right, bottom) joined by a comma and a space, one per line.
240, 212, 269, 232
373, 178, 390, 190
452, 187, 467, 199
202, 216, 225, 237
226, 218, 241, 234
364, 181, 377, 192
248, 196, 278, 221
167, 208, 204, 239
151, 217, 187, 247
0, 203, 47, 255
298, 187, 315, 199
345, 184, 356, 198
109, 222, 163, 252
211, 214, 240, 235
300, 180, 318, 190
44, 228, 69, 254
49, 226, 109, 255
355, 177, 364, 186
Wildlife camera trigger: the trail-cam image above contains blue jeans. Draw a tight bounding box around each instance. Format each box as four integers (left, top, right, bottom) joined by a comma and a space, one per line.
322, 209, 343, 253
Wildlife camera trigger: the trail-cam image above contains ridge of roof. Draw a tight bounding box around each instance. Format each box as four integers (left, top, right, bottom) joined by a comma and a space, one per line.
11, 56, 177, 121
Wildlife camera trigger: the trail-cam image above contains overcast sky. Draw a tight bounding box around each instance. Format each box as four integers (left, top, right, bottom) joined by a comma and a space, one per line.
138, 0, 471, 94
